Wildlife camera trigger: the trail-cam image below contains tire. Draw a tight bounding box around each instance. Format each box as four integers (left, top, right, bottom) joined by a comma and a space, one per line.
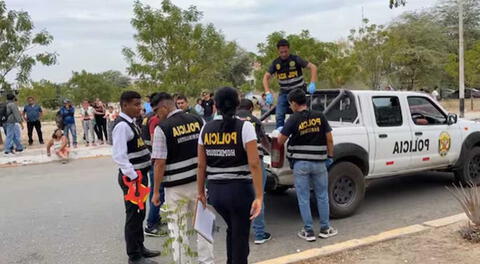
267, 185, 290, 195
328, 161, 365, 218
454, 147, 480, 186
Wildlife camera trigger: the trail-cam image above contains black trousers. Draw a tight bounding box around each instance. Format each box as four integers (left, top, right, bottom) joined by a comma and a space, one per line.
94, 115, 107, 141
208, 180, 254, 264
27, 120, 43, 144
118, 169, 149, 260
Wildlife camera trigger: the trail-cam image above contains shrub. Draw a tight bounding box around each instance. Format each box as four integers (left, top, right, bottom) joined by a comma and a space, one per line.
447, 182, 480, 243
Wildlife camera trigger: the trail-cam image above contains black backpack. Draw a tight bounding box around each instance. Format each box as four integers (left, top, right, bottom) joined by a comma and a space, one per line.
0, 102, 7, 126
55, 110, 64, 130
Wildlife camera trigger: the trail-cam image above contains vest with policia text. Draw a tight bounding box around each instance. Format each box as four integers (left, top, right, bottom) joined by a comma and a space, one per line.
201, 118, 250, 181
114, 116, 152, 171
270, 55, 306, 93
159, 111, 203, 187
236, 110, 268, 158
286, 110, 328, 161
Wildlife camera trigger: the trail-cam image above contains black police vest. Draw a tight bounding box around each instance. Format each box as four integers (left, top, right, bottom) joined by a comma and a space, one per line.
272, 55, 305, 92
113, 116, 152, 171
201, 118, 250, 180
159, 111, 203, 187
236, 110, 267, 158
286, 110, 328, 161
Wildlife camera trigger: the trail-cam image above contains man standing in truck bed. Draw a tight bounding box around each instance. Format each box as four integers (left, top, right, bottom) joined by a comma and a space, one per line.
263, 39, 318, 129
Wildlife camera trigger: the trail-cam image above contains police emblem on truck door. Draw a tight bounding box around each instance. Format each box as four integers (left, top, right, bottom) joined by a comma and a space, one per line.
438, 132, 451, 157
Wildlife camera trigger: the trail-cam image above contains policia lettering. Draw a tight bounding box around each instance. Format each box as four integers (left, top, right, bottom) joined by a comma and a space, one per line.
158, 111, 204, 187
204, 132, 238, 157
203, 132, 238, 145
270, 55, 308, 91
172, 122, 201, 137
298, 118, 321, 135
393, 139, 430, 154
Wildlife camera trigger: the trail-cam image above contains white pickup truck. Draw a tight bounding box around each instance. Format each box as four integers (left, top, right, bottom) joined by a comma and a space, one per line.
264, 89, 480, 218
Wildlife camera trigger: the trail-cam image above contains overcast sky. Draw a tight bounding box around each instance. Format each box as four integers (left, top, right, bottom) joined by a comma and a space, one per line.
8, 0, 438, 83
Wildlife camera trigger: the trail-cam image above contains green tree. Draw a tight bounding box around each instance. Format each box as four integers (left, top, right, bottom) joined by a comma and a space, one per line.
349, 19, 392, 90
18, 80, 65, 108
0, 1, 56, 91
67, 70, 116, 104
319, 41, 359, 88
435, 0, 480, 50
123, 0, 251, 97
386, 12, 450, 91
99, 70, 131, 100
446, 41, 480, 88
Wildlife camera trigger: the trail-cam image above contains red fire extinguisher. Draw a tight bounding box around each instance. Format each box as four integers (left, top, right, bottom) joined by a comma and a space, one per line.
270, 136, 285, 168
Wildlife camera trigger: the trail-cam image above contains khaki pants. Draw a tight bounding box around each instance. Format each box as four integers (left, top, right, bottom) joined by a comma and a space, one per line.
164, 181, 214, 264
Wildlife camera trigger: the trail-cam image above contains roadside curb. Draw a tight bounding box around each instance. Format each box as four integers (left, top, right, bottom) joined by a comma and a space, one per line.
255, 213, 467, 264
0, 154, 111, 168
0, 147, 112, 168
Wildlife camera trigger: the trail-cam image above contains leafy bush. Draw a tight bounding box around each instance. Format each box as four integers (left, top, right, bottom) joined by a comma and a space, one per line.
42, 109, 58, 122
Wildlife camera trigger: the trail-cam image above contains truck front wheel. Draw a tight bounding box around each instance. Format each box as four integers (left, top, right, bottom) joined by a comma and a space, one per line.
328, 161, 365, 218
455, 147, 480, 186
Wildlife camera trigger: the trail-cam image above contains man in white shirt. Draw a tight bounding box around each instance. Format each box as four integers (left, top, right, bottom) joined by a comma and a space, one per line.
150, 92, 214, 264
112, 91, 160, 264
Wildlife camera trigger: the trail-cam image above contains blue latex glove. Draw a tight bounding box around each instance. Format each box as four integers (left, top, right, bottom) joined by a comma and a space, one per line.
325, 158, 334, 168
266, 93, 274, 105
307, 82, 316, 94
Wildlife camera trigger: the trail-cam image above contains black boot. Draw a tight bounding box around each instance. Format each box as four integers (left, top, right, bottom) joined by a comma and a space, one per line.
128, 257, 158, 264
141, 247, 161, 258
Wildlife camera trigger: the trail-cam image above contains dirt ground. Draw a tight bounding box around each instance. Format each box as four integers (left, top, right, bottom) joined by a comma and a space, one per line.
303, 221, 479, 264
0, 118, 90, 149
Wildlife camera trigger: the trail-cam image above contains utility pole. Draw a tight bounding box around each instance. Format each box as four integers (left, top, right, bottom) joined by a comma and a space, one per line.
459, 0, 465, 118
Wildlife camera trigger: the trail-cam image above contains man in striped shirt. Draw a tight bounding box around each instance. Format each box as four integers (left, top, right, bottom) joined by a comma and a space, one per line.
262, 39, 318, 129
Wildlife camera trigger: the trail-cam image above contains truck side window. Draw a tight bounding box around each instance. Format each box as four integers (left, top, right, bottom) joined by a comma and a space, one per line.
372, 96, 403, 127
407, 96, 447, 126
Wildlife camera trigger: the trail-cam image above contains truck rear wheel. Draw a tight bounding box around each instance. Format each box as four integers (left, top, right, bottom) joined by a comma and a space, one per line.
455, 147, 480, 186
328, 161, 365, 218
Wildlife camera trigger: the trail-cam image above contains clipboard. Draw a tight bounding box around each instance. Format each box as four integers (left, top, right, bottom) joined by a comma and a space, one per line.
193, 200, 216, 244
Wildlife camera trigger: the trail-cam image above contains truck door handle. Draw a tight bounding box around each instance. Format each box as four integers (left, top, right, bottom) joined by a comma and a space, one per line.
379, 134, 388, 138
415, 132, 423, 136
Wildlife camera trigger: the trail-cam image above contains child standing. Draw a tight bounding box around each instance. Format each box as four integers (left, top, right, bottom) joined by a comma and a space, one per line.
47, 128, 70, 163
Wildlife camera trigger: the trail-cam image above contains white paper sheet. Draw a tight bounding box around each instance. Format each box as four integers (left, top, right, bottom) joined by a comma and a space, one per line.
194, 201, 216, 243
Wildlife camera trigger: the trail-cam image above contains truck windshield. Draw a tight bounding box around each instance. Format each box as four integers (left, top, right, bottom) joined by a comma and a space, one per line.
310, 91, 358, 123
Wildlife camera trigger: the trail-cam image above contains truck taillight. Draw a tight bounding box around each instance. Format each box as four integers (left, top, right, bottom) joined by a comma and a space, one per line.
271, 137, 284, 168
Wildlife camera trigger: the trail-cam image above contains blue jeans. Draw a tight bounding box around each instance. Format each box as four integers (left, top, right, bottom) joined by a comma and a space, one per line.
4, 123, 23, 153
293, 160, 330, 231
252, 161, 267, 239
63, 123, 77, 145
147, 167, 165, 228
275, 92, 289, 128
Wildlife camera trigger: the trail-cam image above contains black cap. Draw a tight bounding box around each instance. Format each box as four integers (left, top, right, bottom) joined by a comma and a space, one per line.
277, 39, 289, 48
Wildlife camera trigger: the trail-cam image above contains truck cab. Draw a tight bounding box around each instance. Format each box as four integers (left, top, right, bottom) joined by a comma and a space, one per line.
265, 89, 480, 218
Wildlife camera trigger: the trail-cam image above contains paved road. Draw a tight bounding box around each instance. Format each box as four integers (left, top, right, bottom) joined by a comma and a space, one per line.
0, 157, 463, 264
